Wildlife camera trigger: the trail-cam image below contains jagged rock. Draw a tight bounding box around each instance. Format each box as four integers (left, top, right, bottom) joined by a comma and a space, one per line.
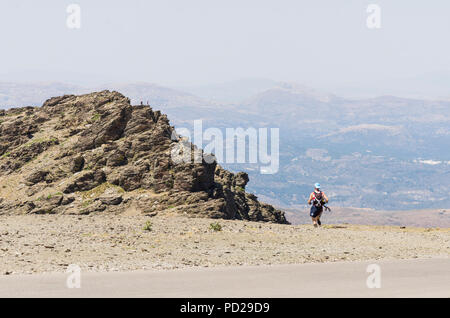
0, 91, 288, 224
25, 170, 49, 185
79, 201, 107, 215
106, 151, 127, 167
29, 194, 63, 214
235, 172, 249, 188
99, 195, 123, 205
62, 170, 106, 194
61, 195, 75, 206
0, 138, 59, 173
71, 156, 85, 172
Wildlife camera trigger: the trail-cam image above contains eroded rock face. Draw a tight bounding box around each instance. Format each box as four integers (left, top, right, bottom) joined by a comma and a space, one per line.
0, 91, 288, 224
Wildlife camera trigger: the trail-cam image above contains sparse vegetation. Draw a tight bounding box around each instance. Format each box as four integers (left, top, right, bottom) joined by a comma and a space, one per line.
91, 113, 101, 122
210, 222, 222, 232
23, 137, 59, 148
143, 220, 152, 232
81, 182, 125, 200
82, 199, 93, 208
165, 179, 174, 188
47, 192, 63, 200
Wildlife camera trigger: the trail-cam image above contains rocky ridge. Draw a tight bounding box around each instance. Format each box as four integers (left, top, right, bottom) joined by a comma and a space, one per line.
0, 91, 287, 224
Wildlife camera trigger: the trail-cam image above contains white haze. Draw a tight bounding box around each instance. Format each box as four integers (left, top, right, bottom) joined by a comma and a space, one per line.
0, 0, 449, 99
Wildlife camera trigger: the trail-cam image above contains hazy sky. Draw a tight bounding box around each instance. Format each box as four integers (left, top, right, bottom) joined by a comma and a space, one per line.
0, 0, 449, 97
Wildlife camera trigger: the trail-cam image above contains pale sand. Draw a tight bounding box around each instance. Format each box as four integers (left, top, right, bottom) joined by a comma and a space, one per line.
0, 214, 449, 275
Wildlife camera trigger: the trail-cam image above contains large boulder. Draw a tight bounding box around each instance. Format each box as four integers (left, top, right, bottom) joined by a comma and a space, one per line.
0, 91, 288, 224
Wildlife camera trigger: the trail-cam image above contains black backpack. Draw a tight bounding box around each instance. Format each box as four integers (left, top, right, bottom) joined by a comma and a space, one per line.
313, 191, 324, 206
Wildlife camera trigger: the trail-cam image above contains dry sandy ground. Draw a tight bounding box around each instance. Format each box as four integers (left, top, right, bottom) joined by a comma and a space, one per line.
0, 214, 449, 275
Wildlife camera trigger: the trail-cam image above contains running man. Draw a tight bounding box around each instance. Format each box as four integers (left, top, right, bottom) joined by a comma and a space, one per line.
307, 183, 329, 227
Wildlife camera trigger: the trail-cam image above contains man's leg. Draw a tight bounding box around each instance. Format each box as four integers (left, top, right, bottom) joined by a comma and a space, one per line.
310, 206, 318, 227
317, 211, 323, 226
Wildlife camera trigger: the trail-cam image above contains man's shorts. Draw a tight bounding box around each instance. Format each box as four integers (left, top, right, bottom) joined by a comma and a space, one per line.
310, 205, 323, 217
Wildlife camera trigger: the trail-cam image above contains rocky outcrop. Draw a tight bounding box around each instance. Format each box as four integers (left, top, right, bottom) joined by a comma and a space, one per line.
0, 91, 288, 224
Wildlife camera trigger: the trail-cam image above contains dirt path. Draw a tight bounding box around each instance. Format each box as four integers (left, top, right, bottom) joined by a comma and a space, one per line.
1, 214, 448, 275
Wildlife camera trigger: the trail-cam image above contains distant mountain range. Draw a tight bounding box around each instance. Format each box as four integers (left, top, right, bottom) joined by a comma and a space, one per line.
1, 80, 449, 211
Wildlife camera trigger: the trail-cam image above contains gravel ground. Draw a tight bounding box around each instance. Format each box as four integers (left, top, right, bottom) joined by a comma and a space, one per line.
0, 214, 449, 275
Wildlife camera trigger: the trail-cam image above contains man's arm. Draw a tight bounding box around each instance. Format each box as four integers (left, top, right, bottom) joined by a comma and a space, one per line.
323, 192, 329, 203
307, 193, 313, 205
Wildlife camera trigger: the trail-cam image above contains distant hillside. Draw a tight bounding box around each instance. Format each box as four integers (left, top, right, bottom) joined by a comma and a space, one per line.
0, 81, 212, 109
234, 85, 450, 210
176, 78, 280, 104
